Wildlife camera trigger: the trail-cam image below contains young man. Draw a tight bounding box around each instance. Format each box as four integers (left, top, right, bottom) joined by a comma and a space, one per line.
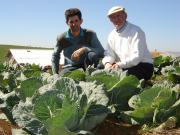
102, 6, 153, 80
52, 8, 104, 74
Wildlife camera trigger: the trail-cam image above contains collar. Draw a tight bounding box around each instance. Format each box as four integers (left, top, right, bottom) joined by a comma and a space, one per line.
116, 21, 128, 33
66, 28, 84, 38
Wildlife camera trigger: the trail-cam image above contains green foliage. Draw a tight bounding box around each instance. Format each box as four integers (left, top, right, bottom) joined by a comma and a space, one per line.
153, 56, 173, 74
17, 78, 43, 101
78, 81, 109, 130
0, 53, 179, 134
46, 98, 79, 135
129, 87, 162, 109
161, 99, 180, 126
152, 89, 178, 123
166, 63, 180, 83
153, 56, 172, 67
21, 64, 42, 78
175, 66, 180, 73
64, 69, 140, 111
33, 91, 62, 121
12, 100, 48, 135
108, 75, 140, 110
6, 95, 20, 109
153, 56, 180, 84
0, 72, 17, 92
86, 70, 120, 90
0, 63, 5, 72
63, 69, 86, 82
12, 77, 109, 134
167, 72, 180, 83
119, 86, 179, 125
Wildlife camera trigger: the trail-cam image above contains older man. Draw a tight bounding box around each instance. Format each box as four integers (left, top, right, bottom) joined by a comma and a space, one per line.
102, 6, 153, 80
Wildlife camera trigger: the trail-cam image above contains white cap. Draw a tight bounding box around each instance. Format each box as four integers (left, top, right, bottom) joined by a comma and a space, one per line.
107, 6, 125, 16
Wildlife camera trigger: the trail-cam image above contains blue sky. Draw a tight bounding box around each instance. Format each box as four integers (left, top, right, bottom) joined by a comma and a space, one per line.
0, 0, 180, 52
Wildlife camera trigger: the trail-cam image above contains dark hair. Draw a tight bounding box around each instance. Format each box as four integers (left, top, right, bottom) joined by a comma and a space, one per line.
65, 8, 82, 23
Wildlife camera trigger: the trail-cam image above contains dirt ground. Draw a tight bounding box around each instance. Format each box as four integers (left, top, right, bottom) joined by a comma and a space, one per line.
93, 115, 180, 135
144, 129, 180, 135
0, 109, 20, 135
0, 119, 19, 135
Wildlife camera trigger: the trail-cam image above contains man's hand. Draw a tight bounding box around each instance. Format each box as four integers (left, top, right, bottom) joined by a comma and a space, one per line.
104, 63, 113, 69
71, 47, 86, 61
111, 63, 119, 69
104, 63, 120, 70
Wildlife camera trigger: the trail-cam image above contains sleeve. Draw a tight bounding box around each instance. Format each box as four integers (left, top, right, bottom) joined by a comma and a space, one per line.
84, 32, 104, 57
102, 35, 116, 65
51, 38, 63, 74
117, 30, 146, 68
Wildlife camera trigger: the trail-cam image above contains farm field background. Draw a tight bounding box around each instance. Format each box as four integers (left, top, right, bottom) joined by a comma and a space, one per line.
0, 44, 52, 63
0, 44, 180, 135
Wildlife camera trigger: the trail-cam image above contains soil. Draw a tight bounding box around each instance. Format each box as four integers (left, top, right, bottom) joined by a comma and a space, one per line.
0, 110, 19, 135
0, 119, 19, 135
92, 115, 141, 135
0, 110, 180, 135
144, 128, 180, 135
92, 115, 180, 135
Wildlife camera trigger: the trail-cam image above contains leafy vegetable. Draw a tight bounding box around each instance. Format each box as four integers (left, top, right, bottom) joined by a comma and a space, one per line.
12, 77, 109, 134
119, 86, 179, 125
63, 69, 86, 82
16, 78, 43, 101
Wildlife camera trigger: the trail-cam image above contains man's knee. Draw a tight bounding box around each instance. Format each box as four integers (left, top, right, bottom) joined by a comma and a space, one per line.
87, 51, 97, 59
87, 52, 99, 66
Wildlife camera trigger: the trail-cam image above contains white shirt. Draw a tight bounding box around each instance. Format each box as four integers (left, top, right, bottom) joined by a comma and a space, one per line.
102, 22, 153, 68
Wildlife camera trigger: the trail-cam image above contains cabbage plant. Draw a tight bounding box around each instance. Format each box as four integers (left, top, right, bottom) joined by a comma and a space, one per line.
12, 76, 109, 135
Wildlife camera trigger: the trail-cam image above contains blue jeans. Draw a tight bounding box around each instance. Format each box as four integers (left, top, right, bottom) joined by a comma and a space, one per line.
61, 52, 99, 75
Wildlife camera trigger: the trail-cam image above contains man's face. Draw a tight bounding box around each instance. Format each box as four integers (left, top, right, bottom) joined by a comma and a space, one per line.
109, 11, 126, 30
67, 15, 82, 33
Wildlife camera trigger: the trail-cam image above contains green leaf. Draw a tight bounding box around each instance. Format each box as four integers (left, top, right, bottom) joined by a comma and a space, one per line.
0, 72, 17, 92
78, 81, 109, 130
17, 78, 43, 101
152, 88, 177, 110
33, 91, 63, 121
128, 87, 162, 109
46, 98, 79, 135
12, 100, 48, 135
120, 86, 178, 125
108, 75, 140, 110
63, 69, 86, 82
86, 69, 126, 90
175, 66, 180, 73
21, 64, 42, 78
0, 63, 5, 73
157, 99, 180, 125
153, 56, 172, 67
167, 72, 180, 83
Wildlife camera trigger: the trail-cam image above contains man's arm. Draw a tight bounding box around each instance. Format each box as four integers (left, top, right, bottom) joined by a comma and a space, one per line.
71, 47, 86, 61
102, 41, 116, 66
51, 41, 62, 74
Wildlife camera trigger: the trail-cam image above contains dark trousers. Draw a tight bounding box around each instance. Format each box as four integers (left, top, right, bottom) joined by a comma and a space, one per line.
61, 52, 98, 75
123, 63, 153, 80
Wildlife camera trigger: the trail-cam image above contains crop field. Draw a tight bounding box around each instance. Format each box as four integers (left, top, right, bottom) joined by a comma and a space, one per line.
0, 48, 180, 135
